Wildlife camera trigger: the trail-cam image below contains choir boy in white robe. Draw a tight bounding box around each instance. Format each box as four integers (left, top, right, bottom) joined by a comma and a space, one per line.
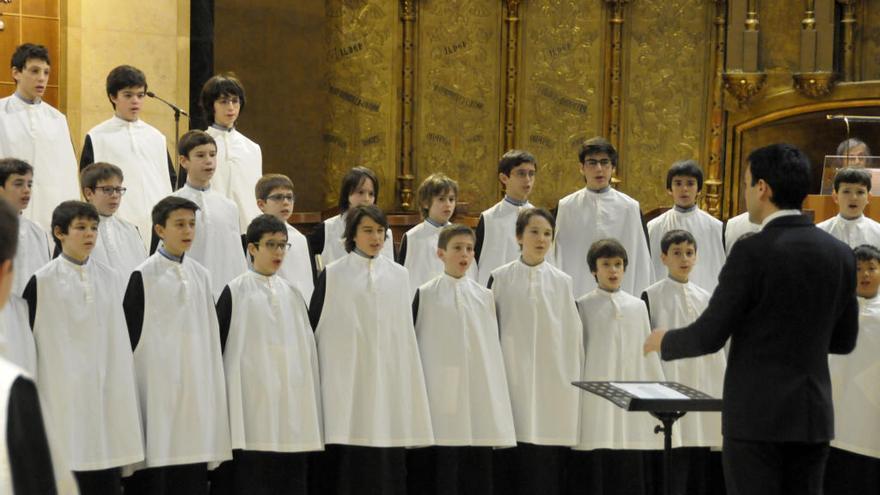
555, 137, 653, 297
0, 44, 79, 231
308, 205, 433, 495
80, 162, 146, 278
23, 201, 143, 494
399, 173, 475, 294
817, 168, 880, 248
647, 161, 725, 292
488, 208, 583, 495
723, 211, 760, 255
0, 159, 51, 296
80, 65, 177, 250
824, 244, 880, 494
122, 196, 231, 495
568, 239, 667, 495
308, 167, 394, 275
409, 224, 516, 495
201, 74, 262, 231
475, 150, 536, 286
254, 174, 314, 301
167, 130, 246, 298
0, 294, 36, 376
212, 214, 322, 495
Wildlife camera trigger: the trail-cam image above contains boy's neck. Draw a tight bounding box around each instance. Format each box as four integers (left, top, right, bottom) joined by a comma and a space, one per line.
14, 91, 38, 105
520, 254, 544, 267
114, 113, 138, 123
599, 285, 620, 293
158, 246, 185, 262
251, 266, 276, 278
186, 180, 211, 191
841, 212, 863, 221
61, 251, 88, 265
425, 217, 447, 228
211, 122, 233, 132
444, 269, 466, 279
504, 195, 528, 206
587, 185, 610, 193
859, 290, 879, 299
668, 273, 689, 284
674, 204, 697, 213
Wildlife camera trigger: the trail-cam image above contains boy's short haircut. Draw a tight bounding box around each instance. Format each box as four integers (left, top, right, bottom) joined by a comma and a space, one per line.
836, 138, 871, 156
661, 229, 697, 254
152, 196, 200, 228
11, 43, 50, 71
255, 174, 295, 201
0, 199, 19, 265
80, 162, 124, 191
587, 238, 629, 273
437, 224, 475, 250
178, 129, 217, 157
246, 214, 288, 246
106, 65, 147, 108
498, 150, 537, 176
51, 200, 99, 247
417, 173, 458, 218
578, 136, 618, 168
747, 143, 811, 210
666, 160, 704, 191
200, 73, 247, 121
515, 207, 556, 239
854, 244, 880, 264
343, 205, 387, 253
833, 167, 872, 192
0, 158, 33, 186
338, 167, 380, 211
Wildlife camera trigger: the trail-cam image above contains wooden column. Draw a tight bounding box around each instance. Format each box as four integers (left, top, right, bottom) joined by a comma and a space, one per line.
502, 0, 521, 152
703, 0, 727, 218
398, 0, 417, 211
603, 0, 628, 151
838, 0, 859, 82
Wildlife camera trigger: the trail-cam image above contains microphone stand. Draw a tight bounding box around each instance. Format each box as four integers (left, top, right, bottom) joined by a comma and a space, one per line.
147, 91, 190, 190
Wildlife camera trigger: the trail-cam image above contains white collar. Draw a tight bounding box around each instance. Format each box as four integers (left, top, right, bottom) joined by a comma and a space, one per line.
760, 209, 801, 228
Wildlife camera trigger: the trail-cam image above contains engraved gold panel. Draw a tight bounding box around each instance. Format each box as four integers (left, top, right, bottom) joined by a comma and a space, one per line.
760, 0, 803, 91
863, 2, 880, 81
413, 0, 503, 213
620, 0, 713, 211
518, 0, 605, 209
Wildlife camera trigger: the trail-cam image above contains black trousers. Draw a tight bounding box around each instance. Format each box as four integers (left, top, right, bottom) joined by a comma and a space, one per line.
210, 450, 310, 495
722, 437, 829, 495
73, 467, 122, 495
123, 463, 208, 495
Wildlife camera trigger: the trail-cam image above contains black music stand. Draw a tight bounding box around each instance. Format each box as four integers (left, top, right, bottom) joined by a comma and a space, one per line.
572, 381, 722, 495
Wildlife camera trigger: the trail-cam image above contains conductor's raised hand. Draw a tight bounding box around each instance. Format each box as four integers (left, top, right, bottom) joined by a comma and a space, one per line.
643, 328, 667, 356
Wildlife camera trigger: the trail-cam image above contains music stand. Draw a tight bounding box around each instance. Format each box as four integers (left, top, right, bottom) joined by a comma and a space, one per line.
572, 381, 722, 495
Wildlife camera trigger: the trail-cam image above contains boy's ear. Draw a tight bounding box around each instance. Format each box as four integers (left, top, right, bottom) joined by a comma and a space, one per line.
436, 247, 445, 261
154, 223, 164, 239
660, 252, 668, 264
831, 190, 839, 205
178, 155, 190, 169
247, 243, 258, 258
256, 199, 267, 212
52, 225, 64, 243
498, 173, 510, 186
83, 188, 95, 202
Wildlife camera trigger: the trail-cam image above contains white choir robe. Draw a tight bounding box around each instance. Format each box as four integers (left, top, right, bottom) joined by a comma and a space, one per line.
0, 358, 26, 494
724, 212, 760, 255
414, 274, 516, 447
401, 221, 476, 295
555, 187, 653, 298
0, 95, 79, 230
130, 253, 231, 468
174, 184, 247, 298
278, 223, 315, 303
13, 216, 51, 297
647, 207, 726, 293
817, 214, 880, 249
642, 278, 725, 447
91, 214, 147, 279
476, 199, 533, 286
31, 257, 144, 470
0, 295, 36, 377
85, 116, 172, 250
315, 252, 433, 447
206, 126, 263, 232
320, 213, 394, 265
575, 288, 669, 450
829, 294, 880, 458
222, 271, 323, 453
491, 259, 583, 446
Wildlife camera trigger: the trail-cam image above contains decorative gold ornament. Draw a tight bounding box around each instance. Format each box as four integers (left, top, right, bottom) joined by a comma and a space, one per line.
722, 72, 767, 105
792, 71, 838, 98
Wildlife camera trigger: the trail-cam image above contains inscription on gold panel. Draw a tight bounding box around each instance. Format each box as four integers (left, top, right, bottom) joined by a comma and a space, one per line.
518, 0, 605, 209
414, 0, 502, 213
621, 0, 712, 211
323, 0, 397, 211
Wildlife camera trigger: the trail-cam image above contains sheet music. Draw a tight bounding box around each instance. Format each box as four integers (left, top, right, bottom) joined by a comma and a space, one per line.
610, 382, 689, 400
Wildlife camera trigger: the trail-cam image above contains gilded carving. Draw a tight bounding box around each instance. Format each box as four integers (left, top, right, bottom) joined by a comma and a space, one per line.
703, 0, 726, 219
792, 71, 838, 98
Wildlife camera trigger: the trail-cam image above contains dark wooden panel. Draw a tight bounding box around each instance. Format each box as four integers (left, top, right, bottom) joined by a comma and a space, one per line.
20, 16, 59, 86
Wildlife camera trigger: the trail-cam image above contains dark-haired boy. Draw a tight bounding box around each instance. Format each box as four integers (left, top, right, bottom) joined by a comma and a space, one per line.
475, 150, 535, 286
81, 162, 147, 278
555, 137, 653, 297
647, 160, 725, 292
0, 159, 51, 296
0, 43, 79, 230
80, 65, 176, 249
23, 200, 143, 494
817, 167, 880, 248
213, 214, 322, 495
201, 74, 262, 231
122, 196, 231, 494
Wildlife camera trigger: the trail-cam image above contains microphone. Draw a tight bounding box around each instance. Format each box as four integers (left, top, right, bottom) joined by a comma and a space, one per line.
826, 114, 880, 123
146, 91, 190, 117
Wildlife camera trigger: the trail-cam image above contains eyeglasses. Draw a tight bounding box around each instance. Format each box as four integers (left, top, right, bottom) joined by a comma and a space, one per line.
257, 241, 291, 251
95, 186, 127, 196
218, 97, 241, 106
583, 158, 613, 168
511, 169, 537, 178
267, 193, 295, 203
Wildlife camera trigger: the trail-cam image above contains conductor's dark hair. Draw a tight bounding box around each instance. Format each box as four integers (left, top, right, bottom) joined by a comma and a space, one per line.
80, 162, 124, 191
152, 196, 199, 228
178, 129, 216, 157
833, 167, 872, 192
498, 150, 537, 176
246, 214, 288, 246
51, 201, 99, 249
106, 65, 147, 109
836, 138, 871, 157
338, 167, 379, 212
438, 224, 475, 250
666, 160, 704, 191
343, 205, 387, 253
417, 173, 458, 219
854, 244, 880, 264
578, 136, 618, 168
0, 158, 33, 187
660, 229, 697, 255
11, 43, 50, 71
255, 174, 294, 201
746, 143, 811, 210
200, 73, 246, 122
588, 238, 629, 273
515, 207, 556, 240
0, 199, 19, 265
